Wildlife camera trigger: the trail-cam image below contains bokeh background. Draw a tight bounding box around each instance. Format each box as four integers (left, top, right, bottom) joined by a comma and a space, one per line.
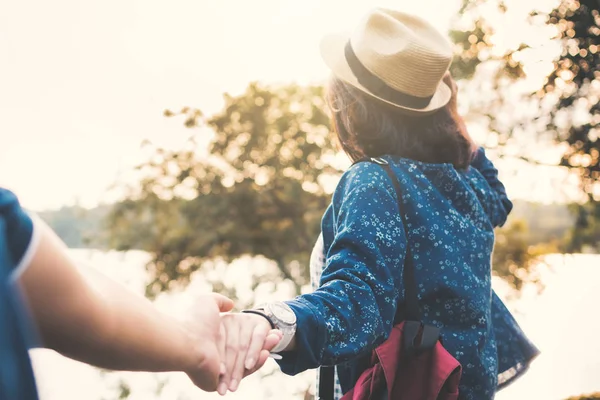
2, 0, 600, 399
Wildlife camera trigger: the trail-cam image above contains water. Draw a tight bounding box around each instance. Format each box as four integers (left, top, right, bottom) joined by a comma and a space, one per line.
30, 250, 600, 400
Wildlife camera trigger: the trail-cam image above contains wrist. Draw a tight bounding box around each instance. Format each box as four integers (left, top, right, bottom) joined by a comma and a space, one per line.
258, 302, 297, 353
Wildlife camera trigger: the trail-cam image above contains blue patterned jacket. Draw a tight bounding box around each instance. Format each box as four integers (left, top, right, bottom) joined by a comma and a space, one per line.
277, 148, 539, 400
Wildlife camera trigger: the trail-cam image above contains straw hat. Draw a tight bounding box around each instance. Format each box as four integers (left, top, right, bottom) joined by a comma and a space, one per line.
320, 8, 454, 115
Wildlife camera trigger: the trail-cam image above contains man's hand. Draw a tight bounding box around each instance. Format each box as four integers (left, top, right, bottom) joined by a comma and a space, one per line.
183, 293, 235, 391
217, 313, 283, 395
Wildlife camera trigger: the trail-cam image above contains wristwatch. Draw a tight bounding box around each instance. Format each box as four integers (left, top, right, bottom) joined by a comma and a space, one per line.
257, 301, 297, 353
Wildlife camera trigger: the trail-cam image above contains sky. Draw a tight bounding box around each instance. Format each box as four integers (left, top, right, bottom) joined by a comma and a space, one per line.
0, 0, 572, 212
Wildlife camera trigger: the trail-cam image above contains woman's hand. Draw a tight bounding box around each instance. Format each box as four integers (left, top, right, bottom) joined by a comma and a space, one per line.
217, 313, 283, 395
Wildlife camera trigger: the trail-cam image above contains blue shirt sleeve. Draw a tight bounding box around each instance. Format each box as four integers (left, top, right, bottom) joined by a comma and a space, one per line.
0, 188, 35, 275
0, 188, 41, 399
277, 162, 407, 375
470, 147, 513, 227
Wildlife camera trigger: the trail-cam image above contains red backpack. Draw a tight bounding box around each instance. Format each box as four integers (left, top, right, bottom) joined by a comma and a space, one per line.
318, 158, 462, 400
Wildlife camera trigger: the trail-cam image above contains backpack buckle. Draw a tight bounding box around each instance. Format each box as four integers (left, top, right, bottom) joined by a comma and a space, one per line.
403, 321, 440, 354
370, 157, 388, 165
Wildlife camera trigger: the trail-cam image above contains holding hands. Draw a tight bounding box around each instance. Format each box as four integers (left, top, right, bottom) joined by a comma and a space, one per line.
216, 313, 282, 395
182, 295, 296, 395
179, 294, 282, 394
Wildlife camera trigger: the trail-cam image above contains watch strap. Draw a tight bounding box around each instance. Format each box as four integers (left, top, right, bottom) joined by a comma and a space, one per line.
241, 309, 276, 329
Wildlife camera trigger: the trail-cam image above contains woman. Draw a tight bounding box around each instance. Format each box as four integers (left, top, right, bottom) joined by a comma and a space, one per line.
218, 8, 538, 399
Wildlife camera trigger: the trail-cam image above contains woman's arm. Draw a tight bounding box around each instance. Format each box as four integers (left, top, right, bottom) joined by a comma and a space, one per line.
217, 163, 406, 385
443, 73, 511, 227
18, 217, 233, 391
278, 162, 407, 373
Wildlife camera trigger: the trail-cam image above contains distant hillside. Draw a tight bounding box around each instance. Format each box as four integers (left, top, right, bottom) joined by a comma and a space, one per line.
37, 205, 111, 249
37, 200, 575, 250
509, 200, 575, 244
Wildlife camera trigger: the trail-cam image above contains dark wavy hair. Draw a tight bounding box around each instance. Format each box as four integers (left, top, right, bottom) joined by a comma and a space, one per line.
326, 77, 474, 169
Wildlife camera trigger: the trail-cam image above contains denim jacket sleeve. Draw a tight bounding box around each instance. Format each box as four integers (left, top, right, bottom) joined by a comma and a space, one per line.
470, 147, 513, 227
276, 162, 407, 375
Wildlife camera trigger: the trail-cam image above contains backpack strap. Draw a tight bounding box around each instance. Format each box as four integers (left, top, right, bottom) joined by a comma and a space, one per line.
344, 157, 421, 322
369, 157, 441, 351
318, 365, 335, 400
318, 156, 434, 400
370, 157, 421, 322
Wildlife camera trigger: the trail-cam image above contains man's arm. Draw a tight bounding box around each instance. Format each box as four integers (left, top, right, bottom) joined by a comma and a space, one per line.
18, 217, 232, 391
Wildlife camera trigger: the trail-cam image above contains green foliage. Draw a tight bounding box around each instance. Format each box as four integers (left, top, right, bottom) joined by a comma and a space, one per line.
107, 83, 339, 297
452, 0, 600, 250
449, 0, 526, 81
44, 198, 572, 295
491, 200, 575, 290
447, 0, 544, 158
492, 219, 559, 292
104, 1, 596, 301
545, 0, 600, 188
100, 377, 132, 400
565, 392, 600, 400
565, 201, 600, 251
543, 0, 600, 249
117, 381, 131, 400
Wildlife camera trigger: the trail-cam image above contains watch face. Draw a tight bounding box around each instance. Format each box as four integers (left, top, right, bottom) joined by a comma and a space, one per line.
272, 302, 296, 325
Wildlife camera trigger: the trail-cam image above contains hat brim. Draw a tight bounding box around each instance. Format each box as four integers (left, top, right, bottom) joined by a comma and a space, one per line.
320, 34, 452, 116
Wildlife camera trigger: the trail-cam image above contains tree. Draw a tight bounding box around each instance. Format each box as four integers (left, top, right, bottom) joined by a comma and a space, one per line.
107, 84, 559, 301
451, 0, 600, 251
545, 0, 600, 191
107, 3, 562, 298
446, 0, 570, 288
448, 0, 534, 147
543, 0, 600, 250
107, 83, 339, 298
450, 0, 600, 180
107, 0, 598, 301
